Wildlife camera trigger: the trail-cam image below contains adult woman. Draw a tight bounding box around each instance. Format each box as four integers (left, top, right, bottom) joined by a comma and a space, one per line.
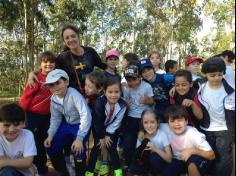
28, 24, 106, 92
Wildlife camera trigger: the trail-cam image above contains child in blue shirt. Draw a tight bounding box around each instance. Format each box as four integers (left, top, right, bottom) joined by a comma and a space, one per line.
139, 59, 170, 122
164, 59, 178, 87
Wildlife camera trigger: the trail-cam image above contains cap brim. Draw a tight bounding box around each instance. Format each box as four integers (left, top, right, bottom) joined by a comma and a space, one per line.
42, 77, 61, 86
106, 54, 119, 59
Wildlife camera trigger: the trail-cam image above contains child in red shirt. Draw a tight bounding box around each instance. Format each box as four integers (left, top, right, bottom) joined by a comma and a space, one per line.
20, 51, 56, 176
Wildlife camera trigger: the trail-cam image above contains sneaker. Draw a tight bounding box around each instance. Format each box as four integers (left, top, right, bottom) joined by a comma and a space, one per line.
114, 169, 123, 176
99, 162, 109, 175
85, 171, 94, 176
94, 160, 101, 173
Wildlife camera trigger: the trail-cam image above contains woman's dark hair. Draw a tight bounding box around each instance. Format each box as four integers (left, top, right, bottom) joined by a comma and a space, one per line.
61, 24, 81, 40
60, 24, 82, 51
37, 51, 57, 67
164, 105, 189, 121
174, 69, 192, 83
0, 103, 25, 123
86, 70, 106, 89
123, 53, 139, 66
165, 60, 178, 73
103, 77, 122, 92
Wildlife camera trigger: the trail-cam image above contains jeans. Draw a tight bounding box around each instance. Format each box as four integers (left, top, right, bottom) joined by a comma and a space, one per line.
202, 130, 233, 176
0, 167, 24, 176
162, 155, 210, 176
123, 117, 141, 166
26, 112, 50, 174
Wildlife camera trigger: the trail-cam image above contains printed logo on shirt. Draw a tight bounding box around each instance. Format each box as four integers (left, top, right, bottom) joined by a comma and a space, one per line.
13, 151, 23, 159
225, 92, 235, 110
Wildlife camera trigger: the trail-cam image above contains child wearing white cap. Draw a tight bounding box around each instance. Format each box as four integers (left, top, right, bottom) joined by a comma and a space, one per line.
43, 69, 92, 176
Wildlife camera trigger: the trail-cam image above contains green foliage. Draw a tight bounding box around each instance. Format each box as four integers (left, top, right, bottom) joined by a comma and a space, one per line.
0, 0, 234, 96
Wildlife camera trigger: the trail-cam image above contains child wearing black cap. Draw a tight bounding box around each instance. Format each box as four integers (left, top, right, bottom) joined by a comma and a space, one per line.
198, 57, 235, 176
122, 65, 154, 167
139, 59, 171, 122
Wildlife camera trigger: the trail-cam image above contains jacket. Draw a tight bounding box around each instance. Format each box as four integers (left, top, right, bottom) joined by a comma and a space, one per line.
198, 79, 235, 139
48, 87, 92, 140
20, 73, 51, 115
93, 95, 127, 139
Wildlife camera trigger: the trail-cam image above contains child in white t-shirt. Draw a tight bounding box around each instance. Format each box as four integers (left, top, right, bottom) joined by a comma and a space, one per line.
0, 103, 37, 176
122, 65, 154, 167
129, 110, 171, 175
198, 57, 235, 176
161, 105, 215, 176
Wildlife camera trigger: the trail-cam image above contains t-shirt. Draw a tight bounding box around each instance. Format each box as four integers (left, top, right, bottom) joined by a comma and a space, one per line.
123, 80, 154, 118
160, 123, 212, 160
192, 74, 201, 82
57, 47, 106, 89
103, 71, 121, 82
137, 129, 170, 151
224, 65, 235, 88
156, 69, 166, 74
200, 83, 228, 131
0, 129, 37, 176
149, 74, 170, 121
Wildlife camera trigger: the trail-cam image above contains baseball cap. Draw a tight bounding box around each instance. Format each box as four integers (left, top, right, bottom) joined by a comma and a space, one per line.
201, 57, 226, 74
139, 59, 153, 72
124, 65, 139, 78
44, 69, 69, 85
185, 55, 204, 66
105, 49, 119, 59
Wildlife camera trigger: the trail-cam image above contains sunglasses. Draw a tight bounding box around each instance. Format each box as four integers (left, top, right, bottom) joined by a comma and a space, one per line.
48, 80, 61, 87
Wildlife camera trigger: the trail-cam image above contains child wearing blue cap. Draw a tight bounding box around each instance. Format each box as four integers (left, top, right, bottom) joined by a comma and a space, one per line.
43, 69, 92, 176
139, 59, 171, 122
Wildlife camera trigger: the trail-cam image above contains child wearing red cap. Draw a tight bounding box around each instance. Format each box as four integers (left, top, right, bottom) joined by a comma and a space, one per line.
104, 49, 121, 82
185, 55, 205, 90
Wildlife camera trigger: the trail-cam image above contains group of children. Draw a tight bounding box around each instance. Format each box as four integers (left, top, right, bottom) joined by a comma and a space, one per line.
0, 49, 234, 176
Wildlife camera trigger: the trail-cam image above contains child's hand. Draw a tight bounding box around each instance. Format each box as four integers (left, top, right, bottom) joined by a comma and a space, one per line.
44, 135, 53, 148
125, 96, 132, 106
169, 87, 175, 97
0, 156, 7, 167
98, 138, 106, 149
138, 131, 145, 141
71, 139, 83, 155
104, 136, 113, 148
26, 71, 38, 88
182, 99, 194, 107
139, 96, 146, 104
180, 148, 195, 161
146, 142, 157, 152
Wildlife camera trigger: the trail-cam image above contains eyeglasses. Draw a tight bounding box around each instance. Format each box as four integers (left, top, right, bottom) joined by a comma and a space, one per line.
48, 80, 61, 87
